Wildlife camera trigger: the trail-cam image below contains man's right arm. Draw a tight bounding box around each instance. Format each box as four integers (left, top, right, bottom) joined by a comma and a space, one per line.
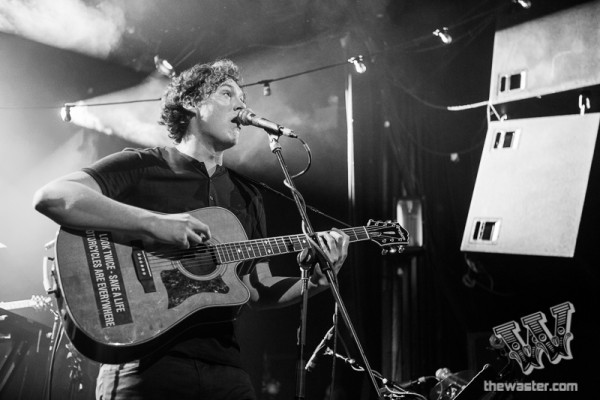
33, 171, 210, 248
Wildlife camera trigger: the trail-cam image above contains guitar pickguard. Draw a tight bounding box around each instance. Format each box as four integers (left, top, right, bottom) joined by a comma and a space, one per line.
160, 269, 230, 309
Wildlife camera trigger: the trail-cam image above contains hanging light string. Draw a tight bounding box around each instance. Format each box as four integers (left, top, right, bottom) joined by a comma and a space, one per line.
370, 0, 510, 55
0, 0, 526, 114
0, 56, 364, 114
64, 98, 161, 108
0, 97, 161, 111
241, 59, 350, 89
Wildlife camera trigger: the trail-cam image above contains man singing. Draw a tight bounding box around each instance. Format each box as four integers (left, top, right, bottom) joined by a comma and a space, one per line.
33, 59, 349, 399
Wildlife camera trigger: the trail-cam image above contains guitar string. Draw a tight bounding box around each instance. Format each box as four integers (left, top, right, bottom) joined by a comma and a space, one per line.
145, 236, 312, 271
145, 225, 403, 264
145, 225, 398, 259
140, 226, 405, 273
144, 226, 377, 263
147, 235, 311, 264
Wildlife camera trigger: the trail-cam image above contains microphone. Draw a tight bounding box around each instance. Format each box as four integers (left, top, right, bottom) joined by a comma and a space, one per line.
237, 109, 297, 138
305, 326, 334, 372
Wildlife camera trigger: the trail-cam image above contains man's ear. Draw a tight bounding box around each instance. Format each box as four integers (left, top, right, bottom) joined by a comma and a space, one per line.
182, 102, 196, 115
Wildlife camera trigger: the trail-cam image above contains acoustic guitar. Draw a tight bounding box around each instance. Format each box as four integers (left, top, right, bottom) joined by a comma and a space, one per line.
53, 206, 408, 363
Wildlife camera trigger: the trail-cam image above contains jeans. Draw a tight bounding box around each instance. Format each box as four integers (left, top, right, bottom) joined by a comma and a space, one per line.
95, 355, 256, 400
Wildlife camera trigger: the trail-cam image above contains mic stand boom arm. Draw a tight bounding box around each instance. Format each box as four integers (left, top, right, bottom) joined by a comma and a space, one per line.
266, 133, 385, 400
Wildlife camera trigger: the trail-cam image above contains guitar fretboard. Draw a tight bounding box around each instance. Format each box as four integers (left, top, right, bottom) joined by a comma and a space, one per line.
214, 227, 370, 263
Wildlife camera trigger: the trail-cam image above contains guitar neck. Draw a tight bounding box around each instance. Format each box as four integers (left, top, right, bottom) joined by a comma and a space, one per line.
214, 226, 371, 264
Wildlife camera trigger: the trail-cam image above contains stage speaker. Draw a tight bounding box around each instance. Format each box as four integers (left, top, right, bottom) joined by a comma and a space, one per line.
489, 1, 600, 105
461, 113, 599, 257
463, 1, 600, 257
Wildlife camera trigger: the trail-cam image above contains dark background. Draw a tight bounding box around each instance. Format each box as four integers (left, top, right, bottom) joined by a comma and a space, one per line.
1, 1, 597, 399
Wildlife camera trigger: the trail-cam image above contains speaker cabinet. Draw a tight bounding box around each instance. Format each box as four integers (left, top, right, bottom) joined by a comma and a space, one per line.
461, 113, 599, 257
490, 1, 600, 105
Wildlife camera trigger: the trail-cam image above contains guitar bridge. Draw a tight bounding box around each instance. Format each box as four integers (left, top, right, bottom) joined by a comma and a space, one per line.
131, 241, 156, 293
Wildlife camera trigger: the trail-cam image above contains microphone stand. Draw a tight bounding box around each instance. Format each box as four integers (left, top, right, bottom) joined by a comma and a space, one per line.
266, 133, 384, 399
295, 248, 312, 400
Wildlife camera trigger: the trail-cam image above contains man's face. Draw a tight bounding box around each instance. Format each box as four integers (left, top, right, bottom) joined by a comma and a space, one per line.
194, 79, 246, 151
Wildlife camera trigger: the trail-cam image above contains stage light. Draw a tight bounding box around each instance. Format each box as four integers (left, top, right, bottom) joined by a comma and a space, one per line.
263, 82, 272, 96
60, 104, 72, 122
514, 0, 532, 9
433, 27, 452, 44
347, 55, 367, 74
154, 55, 175, 77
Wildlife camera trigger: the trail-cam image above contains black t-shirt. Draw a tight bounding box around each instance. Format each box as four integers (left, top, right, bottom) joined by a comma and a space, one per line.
82, 146, 267, 367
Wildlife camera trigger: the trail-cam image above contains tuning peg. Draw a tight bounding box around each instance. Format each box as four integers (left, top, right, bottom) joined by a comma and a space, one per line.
381, 249, 389, 255
397, 246, 405, 253
389, 247, 398, 254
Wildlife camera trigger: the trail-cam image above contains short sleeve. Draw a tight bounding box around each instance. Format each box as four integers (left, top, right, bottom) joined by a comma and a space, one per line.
82, 149, 151, 200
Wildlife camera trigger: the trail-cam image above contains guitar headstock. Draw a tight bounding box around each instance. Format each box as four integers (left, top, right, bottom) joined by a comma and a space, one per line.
366, 220, 409, 255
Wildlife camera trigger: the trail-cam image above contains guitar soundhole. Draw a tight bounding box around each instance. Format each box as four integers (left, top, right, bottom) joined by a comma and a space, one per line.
178, 244, 219, 277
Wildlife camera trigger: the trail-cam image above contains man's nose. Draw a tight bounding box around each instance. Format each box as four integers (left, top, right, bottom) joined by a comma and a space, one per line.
233, 96, 246, 111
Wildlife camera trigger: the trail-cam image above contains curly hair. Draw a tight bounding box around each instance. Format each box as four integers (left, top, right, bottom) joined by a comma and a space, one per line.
159, 59, 242, 143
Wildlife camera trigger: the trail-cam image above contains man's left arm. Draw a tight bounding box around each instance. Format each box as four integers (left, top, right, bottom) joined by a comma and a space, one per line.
242, 229, 349, 309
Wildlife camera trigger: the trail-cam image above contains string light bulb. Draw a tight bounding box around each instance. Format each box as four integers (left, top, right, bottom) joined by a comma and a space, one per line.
263, 82, 272, 96
60, 104, 72, 122
154, 55, 175, 78
433, 27, 453, 44
347, 55, 367, 74
514, 0, 532, 9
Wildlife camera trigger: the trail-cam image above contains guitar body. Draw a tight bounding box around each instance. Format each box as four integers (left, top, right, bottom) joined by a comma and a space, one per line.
53, 206, 408, 364
55, 207, 250, 364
